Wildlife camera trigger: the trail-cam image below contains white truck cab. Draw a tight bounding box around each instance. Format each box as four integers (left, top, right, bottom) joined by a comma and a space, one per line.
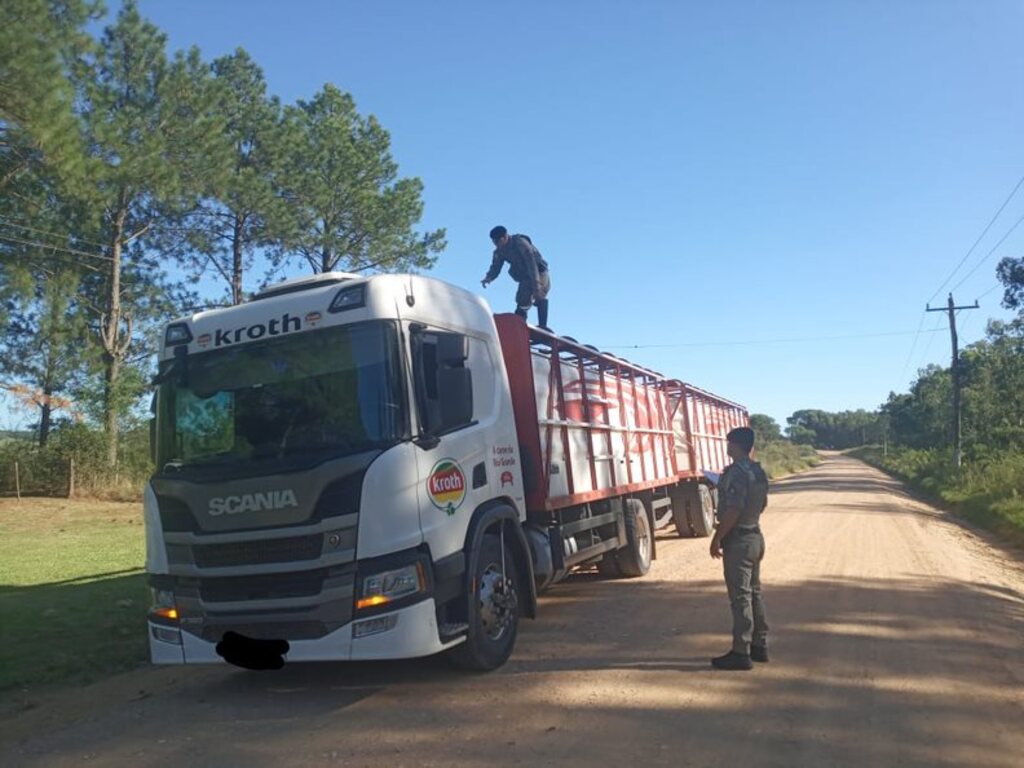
147, 273, 535, 670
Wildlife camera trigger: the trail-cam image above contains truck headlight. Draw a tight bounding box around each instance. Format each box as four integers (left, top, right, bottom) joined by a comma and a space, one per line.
357, 563, 426, 610
149, 588, 179, 622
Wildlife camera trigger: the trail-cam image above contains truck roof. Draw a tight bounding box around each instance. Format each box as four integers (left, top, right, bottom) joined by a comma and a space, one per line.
158, 273, 495, 359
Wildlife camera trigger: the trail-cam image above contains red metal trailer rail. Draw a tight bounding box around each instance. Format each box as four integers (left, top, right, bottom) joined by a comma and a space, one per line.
494, 315, 748, 517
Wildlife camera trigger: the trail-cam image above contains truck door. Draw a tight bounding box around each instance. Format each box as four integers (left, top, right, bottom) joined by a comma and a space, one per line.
409, 325, 506, 561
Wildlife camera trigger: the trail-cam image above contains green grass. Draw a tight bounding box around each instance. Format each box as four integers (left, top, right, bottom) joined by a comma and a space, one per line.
756, 441, 820, 479
0, 498, 149, 692
851, 446, 1024, 546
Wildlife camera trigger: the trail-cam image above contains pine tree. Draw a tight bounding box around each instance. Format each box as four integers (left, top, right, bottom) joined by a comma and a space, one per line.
271, 84, 445, 276
73, 1, 224, 466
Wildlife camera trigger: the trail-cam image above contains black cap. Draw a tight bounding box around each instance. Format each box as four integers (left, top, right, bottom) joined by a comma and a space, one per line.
489, 225, 508, 243
727, 427, 755, 453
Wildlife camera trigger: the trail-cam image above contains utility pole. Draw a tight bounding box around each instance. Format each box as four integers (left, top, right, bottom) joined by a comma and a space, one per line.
926, 293, 978, 469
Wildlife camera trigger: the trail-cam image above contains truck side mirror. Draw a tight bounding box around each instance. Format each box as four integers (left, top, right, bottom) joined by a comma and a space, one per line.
411, 327, 474, 444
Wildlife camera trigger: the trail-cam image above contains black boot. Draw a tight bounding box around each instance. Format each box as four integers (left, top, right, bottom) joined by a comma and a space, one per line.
711, 651, 753, 671
751, 645, 769, 663
536, 299, 550, 330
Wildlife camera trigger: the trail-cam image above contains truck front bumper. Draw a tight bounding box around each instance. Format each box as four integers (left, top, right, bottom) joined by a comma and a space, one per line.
148, 597, 462, 665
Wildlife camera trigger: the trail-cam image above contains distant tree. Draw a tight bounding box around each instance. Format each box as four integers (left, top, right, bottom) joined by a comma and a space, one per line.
0, 265, 90, 445
882, 365, 951, 449
785, 408, 882, 449
960, 319, 1024, 451
996, 256, 1024, 314
749, 413, 783, 443
271, 84, 445, 276
786, 422, 817, 445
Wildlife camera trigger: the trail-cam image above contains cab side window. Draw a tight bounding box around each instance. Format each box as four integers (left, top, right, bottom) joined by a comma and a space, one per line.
412, 327, 473, 435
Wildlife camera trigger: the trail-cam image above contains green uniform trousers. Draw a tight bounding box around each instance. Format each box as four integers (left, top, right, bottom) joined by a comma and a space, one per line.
723, 528, 769, 654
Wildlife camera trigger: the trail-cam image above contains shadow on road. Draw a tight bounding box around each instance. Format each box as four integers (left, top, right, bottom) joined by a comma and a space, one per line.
5, 562, 1023, 767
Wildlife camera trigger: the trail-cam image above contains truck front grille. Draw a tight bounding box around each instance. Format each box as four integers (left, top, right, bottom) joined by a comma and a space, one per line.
199, 568, 345, 603
193, 533, 324, 568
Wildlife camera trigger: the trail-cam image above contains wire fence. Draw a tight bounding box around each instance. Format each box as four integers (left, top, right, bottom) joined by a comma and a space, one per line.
0, 432, 151, 501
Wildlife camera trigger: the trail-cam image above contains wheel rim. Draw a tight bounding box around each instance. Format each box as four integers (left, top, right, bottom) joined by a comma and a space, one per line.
636, 508, 651, 566
701, 488, 714, 531
478, 563, 517, 641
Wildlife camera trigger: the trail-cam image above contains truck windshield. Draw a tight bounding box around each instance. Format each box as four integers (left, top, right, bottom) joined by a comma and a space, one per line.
155, 321, 406, 472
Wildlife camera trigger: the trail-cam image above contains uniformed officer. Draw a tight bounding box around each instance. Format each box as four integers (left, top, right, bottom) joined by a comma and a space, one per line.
481, 225, 551, 329
709, 426, 770, 671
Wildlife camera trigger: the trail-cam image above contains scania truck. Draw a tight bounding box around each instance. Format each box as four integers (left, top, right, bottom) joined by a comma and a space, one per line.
146, 272, 748, 670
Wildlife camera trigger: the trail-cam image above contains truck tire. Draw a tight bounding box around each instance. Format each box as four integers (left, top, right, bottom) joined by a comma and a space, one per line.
596, 553, 622, 578
671, 483, 716, 538
687, 485, 715, 538
615, 498, 652, 577
448, 533, 520, 671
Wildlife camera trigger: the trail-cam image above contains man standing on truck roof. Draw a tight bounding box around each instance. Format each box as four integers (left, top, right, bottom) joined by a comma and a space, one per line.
481, 225, 551, 330
709, 426, 770, 671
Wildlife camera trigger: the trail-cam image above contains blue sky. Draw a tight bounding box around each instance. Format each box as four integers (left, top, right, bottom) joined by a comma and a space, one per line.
7, 1, 1021, 430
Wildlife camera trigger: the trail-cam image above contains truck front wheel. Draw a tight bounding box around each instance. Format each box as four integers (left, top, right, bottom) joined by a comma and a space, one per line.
448, 533, 520, 671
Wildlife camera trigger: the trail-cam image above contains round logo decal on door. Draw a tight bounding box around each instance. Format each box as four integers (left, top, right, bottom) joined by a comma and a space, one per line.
427, 459, 467, 516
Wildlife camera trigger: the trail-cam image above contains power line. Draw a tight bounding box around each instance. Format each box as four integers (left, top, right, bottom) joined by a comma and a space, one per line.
900, 310, 929, 381
604, 327, 946, 350
0, 232, 113, 262
927, 172, 1024, 303
976, 282, 1002, 300
913, 314, 948, 375
0, 215, 110, 250
950, 210, 1024, 293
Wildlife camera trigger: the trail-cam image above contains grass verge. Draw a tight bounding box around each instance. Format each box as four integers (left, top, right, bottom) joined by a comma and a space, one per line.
756, 441, 820, 479
850, 446, 1024, 547
0, 498, 149, 694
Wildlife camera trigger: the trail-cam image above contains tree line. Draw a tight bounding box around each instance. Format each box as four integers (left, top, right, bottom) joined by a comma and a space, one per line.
1, 0, 445, 472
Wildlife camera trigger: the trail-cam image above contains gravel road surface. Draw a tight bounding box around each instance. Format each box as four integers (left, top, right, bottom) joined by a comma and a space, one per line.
3, 454, 1023, 767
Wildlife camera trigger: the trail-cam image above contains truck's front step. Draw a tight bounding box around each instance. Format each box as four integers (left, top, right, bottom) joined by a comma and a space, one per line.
439, 622, 469, 642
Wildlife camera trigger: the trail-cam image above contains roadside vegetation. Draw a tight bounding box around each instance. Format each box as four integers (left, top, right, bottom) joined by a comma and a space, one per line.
0, 498, 148, 695
749, 413, 820, 478
852, 446, 1024, 543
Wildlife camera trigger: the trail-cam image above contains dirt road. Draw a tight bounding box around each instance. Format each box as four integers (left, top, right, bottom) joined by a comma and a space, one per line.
3, 454, 1023, 767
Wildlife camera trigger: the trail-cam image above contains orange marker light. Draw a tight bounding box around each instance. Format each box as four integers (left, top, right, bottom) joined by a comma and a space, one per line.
151, 606, 179, 621
356, 595, 390, 610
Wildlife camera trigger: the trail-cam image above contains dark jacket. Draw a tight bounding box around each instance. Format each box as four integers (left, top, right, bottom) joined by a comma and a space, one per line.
485, 234, 548, 293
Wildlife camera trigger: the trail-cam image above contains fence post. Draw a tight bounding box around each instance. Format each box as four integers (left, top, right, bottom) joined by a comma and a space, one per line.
68, 457, 75, 499
14, 461, 21, 501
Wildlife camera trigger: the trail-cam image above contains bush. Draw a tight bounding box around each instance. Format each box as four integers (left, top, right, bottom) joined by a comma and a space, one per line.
0, 424, 152, 500
756, 440, 819, 479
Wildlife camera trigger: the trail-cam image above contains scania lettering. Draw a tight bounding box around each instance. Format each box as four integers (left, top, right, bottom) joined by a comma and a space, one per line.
207, 490, 299, 516
146, 271, 748, 670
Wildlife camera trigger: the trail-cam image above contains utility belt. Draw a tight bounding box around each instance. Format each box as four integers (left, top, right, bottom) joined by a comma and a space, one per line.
723, 525, 761, 542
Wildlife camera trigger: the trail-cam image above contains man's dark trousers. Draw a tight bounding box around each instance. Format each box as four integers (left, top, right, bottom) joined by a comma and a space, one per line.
723, 528, 768, 654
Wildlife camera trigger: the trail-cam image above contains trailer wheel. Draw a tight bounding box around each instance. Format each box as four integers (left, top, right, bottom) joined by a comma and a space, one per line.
448, 533, 520, 671
671, 484, 716, 538
596, 553, 622, 578
687, 485, 715, 538
616, 499, 652, 577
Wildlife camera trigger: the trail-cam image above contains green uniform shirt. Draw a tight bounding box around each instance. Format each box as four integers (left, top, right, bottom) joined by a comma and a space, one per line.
719, 458, 769, 528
